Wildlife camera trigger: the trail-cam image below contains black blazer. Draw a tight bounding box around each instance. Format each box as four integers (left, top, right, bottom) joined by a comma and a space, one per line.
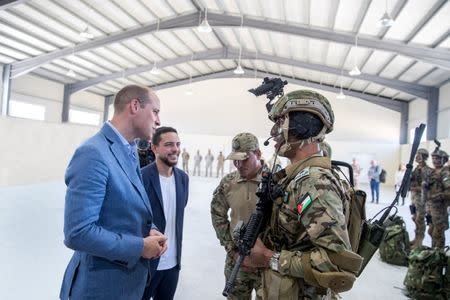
141, 162, 189, 274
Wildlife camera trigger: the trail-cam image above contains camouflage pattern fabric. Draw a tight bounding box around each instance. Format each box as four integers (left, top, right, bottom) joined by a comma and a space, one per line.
261, 155, 359, 299
378, 216, 410, 266
211, 167, 264, 300
427, 167, 449, 249
409, 164, 432, 246
181, 151, 190, 173
404, 246, 449, 300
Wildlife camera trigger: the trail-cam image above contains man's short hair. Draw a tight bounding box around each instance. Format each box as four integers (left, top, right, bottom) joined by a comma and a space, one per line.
152, 126, 178, 145
114, 85, 151, 113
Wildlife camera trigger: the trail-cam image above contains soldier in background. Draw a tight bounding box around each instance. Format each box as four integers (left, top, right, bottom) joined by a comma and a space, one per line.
351, 158, 362, 188
137, 139, 156, 168
205, 149, 214, 177
409, 149, 432, 248
193, 150, 202, 176
181, 148, 190, 174
216, 151, 225, 178
427, 149, 449, 249
242, 90, 362, 299
211, 133, 264, 300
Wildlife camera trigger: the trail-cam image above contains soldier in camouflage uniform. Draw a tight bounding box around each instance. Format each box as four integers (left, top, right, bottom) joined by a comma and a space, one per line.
409, 148, 432, 248
241, 90, 363, 299
211, 133, 264, 300
427, 149, 449, 249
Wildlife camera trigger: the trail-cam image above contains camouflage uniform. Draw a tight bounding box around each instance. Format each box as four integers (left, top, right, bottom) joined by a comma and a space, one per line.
181, 150, 190, 174
193, 151, 202, 176
205, 151, 214, 177
211, 133, 263, 300
217, 152, 225, 178
427, 163, 449, 249
258, 90, 362, 299
409, 159, 432, 247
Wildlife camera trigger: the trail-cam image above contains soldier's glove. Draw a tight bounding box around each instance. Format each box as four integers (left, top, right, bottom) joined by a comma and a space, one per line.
425, 214, 432, 225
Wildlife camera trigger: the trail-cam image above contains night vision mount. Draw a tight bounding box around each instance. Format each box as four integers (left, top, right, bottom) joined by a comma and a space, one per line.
248, 77, 288, 113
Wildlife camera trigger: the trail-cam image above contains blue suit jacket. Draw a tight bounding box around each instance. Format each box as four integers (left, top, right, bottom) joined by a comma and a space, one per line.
60, 123, 154, 300
141, 162, 189, 274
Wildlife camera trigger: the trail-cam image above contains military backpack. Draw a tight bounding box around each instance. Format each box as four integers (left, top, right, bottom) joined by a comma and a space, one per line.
403, 246, 449, 300
378, 215, 410, 266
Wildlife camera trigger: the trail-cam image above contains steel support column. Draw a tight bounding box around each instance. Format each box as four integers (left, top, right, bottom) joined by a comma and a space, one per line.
1, 64, 11, 116
103, 95, 114, 123
400, 102, 409, 144
426, 87, 439, 141
62, 84, 72, 123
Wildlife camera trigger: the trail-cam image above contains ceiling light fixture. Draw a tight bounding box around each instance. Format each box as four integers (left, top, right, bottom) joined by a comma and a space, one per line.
377, 0, 395, 28
349, 35, 361, 77
80, 26, 94, 39
198, 7, 212, 33
150, 62, 160, 75
234, 15, 245, 75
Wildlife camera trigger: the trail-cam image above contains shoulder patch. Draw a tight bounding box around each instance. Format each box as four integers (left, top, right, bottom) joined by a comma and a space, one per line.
296, 193, 313, 216
294, 167, 310, 182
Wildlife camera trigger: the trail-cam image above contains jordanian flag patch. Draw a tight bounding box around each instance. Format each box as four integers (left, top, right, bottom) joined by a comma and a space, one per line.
297, 193, 313, 215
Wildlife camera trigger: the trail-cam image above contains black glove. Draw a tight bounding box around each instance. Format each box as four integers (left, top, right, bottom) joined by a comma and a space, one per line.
425, 214, 432, 225
409, 204, 416, 215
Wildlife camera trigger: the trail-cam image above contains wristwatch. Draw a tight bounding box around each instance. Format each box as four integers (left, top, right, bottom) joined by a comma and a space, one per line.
269, 252, 281, 271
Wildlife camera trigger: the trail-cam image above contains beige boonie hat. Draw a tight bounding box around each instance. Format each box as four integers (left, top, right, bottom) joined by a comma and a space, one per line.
226, 133, 259, 160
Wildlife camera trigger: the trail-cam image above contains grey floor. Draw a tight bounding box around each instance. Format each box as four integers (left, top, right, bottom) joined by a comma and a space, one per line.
0, 177, 448, 300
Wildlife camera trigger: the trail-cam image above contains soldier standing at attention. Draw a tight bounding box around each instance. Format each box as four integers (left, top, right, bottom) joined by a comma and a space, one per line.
409, 148, 432, 248
211, 133, 264, 300
181, 148, 190, 174
205, 149, 214, 177
241, 90, 362, 299
216, 151, 225, 178
427, 149, 449, 249
193, 150, 202, 176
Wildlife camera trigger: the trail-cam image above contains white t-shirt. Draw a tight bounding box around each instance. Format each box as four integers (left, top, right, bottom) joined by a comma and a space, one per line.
157, 174, 177, 270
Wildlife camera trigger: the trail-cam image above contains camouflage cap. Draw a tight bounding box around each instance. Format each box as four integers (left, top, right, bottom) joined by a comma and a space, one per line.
226, 132, 259, 160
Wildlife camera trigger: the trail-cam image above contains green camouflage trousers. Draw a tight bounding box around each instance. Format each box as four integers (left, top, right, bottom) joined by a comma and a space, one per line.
411, 192, 426, 241
429, 198, 448, 249
224, 252, 262, 300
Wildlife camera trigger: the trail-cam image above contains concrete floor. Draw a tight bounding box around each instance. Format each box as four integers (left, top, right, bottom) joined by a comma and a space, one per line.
0, 177, 448, 300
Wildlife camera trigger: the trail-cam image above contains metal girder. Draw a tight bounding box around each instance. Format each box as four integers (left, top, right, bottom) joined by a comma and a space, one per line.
206, 13, 450, 70
69, 47, 430, 100
0, 0, 26, 10
103, 95, 113, 123
62, 84, 71, 122
426, 88, 439, 141
10, 12, 201, 78
151, 68, 403, 112
69, 48, 224, 93
10, 10, 450, 78
400, 102, 408, 144
1, 64, 11, 116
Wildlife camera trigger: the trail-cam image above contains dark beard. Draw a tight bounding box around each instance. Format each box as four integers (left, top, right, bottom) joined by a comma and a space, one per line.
160, 156, 177, 167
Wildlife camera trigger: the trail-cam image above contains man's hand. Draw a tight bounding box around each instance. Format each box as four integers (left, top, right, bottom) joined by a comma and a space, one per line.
141, 230, 167, 259
150, 229, 168, 256
241, 238, 273, 269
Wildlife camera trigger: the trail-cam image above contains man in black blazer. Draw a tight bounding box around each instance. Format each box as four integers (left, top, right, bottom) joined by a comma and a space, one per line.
141, 126, 189, 300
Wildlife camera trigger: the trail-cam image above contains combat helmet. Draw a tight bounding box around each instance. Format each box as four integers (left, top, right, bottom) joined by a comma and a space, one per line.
268, 90, 334, 156
416, 148, 429, 161
431, 149, 449, 165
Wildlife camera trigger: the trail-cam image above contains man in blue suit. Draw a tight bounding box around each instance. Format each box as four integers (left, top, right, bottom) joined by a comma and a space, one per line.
60, 85, 168, 300
141, 127, 189, 300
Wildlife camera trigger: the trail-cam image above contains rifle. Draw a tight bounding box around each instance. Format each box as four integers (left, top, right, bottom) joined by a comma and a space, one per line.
356, 123, 426, 276
222, 168, 284, 297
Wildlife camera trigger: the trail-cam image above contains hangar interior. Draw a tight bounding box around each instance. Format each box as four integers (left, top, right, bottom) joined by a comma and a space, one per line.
0, 0, 449, 299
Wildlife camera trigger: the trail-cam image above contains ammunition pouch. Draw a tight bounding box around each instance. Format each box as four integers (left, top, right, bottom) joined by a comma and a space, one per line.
301, 250, 362, 293
409, 204, 416, 215
425, 214, 432, 225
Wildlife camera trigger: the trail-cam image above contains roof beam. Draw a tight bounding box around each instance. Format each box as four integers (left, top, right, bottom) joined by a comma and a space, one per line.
206, 13, 450, 70
151, 68, 403, 112
10, 10, 450, 78
69, 47, 430, 99
0, 0, 27, 10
